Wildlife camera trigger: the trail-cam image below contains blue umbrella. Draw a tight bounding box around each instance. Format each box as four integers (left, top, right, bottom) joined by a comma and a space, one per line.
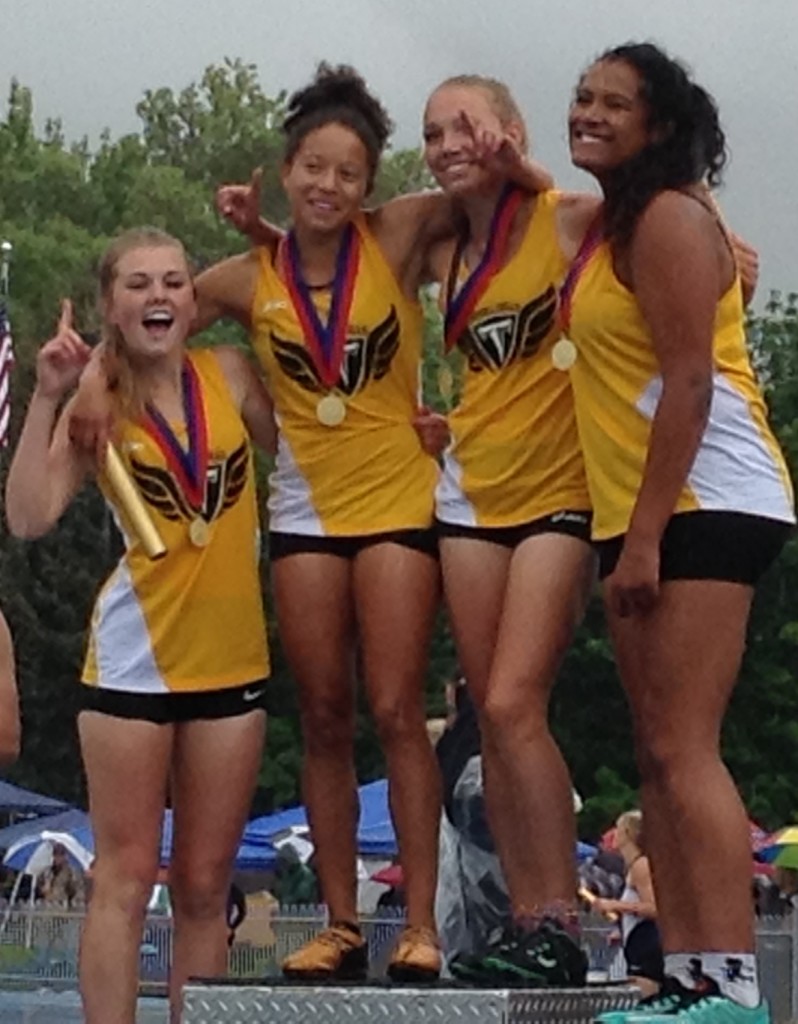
3, 829, 94, 873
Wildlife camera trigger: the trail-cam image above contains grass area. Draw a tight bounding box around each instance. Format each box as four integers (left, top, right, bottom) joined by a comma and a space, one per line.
0, 945, 37, 970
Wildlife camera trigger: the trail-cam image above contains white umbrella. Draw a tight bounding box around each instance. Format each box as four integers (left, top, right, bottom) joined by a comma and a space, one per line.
1, 831, 94, 944
3, 830, 94, 874
271, 826, 314, 865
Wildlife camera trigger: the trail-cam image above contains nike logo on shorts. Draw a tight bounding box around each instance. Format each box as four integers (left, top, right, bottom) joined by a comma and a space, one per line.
243, 688, 265, 702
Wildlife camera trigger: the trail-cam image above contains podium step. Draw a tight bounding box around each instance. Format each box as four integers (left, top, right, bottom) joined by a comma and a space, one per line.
182, 981, 639, 1023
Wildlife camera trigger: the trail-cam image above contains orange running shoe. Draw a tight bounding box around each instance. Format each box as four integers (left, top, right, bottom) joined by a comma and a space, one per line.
282, 922, 368, 981
387, 924, 442, 983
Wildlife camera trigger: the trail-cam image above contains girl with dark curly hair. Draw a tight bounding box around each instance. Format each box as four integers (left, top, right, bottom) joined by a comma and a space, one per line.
564, 43, 794, 1024
191, 62, 445, 984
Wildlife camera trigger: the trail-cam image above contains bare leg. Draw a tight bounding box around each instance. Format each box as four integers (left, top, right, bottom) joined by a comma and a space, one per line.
441, 533, 593, 918
439, 537, 513, 708
607, 579, 755, 952
480, 534, 594, 916
168, 710, 266, 1023
273, 554, 358, 923
78, 712, 171, 1024
355, 543, 441, 930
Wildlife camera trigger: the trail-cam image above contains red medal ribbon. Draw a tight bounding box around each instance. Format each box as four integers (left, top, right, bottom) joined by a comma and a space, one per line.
142, 358, 209, 511
444, 184, 526, 352
282, 223, 360, 389
558, 215, 604, 333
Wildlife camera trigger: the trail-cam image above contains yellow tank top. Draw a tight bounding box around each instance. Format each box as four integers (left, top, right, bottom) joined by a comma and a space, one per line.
83, 348, 270, 693
568, 244, 795, 539
251, 215, 438, 535
437, 190, 590, 527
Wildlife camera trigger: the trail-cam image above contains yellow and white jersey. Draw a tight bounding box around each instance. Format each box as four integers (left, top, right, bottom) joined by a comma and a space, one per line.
568, 244, 796, 540
250, 215, 438, 535
437, 190, 591, 526
83, 349, 270, 693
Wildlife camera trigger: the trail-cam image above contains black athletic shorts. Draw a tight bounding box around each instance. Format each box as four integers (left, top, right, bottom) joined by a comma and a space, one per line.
624, 919, 664, 983
269, 528, 438, 561
437, 509, 592, 548
597, 511, 793, 584
78, 680, 269, 724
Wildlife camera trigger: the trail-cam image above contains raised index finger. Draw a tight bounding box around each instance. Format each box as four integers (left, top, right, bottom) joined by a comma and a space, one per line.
58, 298, 73, 335
459, 108, 479, 144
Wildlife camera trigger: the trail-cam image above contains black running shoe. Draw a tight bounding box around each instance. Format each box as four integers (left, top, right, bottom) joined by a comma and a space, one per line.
596, 975, 719, 1024
463, 917, 588, 988
449, 925, 521, 985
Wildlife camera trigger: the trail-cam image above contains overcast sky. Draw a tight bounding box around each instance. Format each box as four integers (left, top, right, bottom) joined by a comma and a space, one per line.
1, 0, 795, 297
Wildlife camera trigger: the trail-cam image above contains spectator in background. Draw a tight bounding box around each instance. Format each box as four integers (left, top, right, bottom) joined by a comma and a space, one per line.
593, 811, 662, 998
226, 883, 247, 948
273, 846, 320, 908
0, 608, 20, 766
772, 868, 798, 915
436, 679, 585, 971
38, 842, 86, 910
752, 875, 783, 919
579, 848, 626, 901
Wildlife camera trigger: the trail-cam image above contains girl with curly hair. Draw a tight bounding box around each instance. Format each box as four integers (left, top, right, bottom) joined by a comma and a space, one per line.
565, 43, 794, 1024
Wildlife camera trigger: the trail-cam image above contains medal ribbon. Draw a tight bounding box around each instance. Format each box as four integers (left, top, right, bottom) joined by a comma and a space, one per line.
558, 214, 604, 333
143, 359, 209, 511
283, 223, 360, 389
444, 184, 526, 351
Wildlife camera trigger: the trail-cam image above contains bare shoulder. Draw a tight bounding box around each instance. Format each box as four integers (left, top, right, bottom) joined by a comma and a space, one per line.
635, 190, 717, 248
368, 191, 455, 247
557, 190, 602, 216
555, 191, 602, 258
366, 191, 456, 293
629, 855, 652, 885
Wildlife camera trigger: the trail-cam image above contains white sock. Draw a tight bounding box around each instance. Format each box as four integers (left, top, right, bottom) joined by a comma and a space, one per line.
664, 953, 703, 990
700, 953, 760, 1009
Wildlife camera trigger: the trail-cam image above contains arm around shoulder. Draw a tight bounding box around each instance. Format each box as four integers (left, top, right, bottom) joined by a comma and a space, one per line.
555, 191, 602, 261
194, 251, 263, 335
368, 192, 457, 287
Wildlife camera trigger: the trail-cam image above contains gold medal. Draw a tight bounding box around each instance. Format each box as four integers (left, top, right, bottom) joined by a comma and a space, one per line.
189, 517, 210, 548
316, 394, 347, 427
438, 364, 455, 404
551, 338, 578, 371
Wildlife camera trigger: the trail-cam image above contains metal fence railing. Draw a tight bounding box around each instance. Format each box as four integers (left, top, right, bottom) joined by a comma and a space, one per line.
0, 906, 795, 1021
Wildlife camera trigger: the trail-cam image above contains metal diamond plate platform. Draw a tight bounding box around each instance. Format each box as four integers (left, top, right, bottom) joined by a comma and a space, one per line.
181, 982, 639, 1023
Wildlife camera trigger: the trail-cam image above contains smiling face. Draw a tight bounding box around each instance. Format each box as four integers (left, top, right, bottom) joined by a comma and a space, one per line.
281, 122, 370, 235
568, 59, 654, 178
105, 244, 195, 364
423, 83, 524, 196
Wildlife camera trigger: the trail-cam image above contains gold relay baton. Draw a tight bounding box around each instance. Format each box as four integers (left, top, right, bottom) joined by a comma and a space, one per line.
102, 443, 167, 561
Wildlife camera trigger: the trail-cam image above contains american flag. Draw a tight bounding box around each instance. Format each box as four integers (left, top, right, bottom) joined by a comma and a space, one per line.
0, 300, 13, 449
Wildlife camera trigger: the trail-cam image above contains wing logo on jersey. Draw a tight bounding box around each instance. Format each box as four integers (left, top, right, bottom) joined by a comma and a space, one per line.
129, 440, 249, 525
270, 306, 399, 396
459, 285, 557, 372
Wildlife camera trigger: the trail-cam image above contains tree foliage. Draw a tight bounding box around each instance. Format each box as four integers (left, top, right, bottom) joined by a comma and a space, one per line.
0, 65, 796, 839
